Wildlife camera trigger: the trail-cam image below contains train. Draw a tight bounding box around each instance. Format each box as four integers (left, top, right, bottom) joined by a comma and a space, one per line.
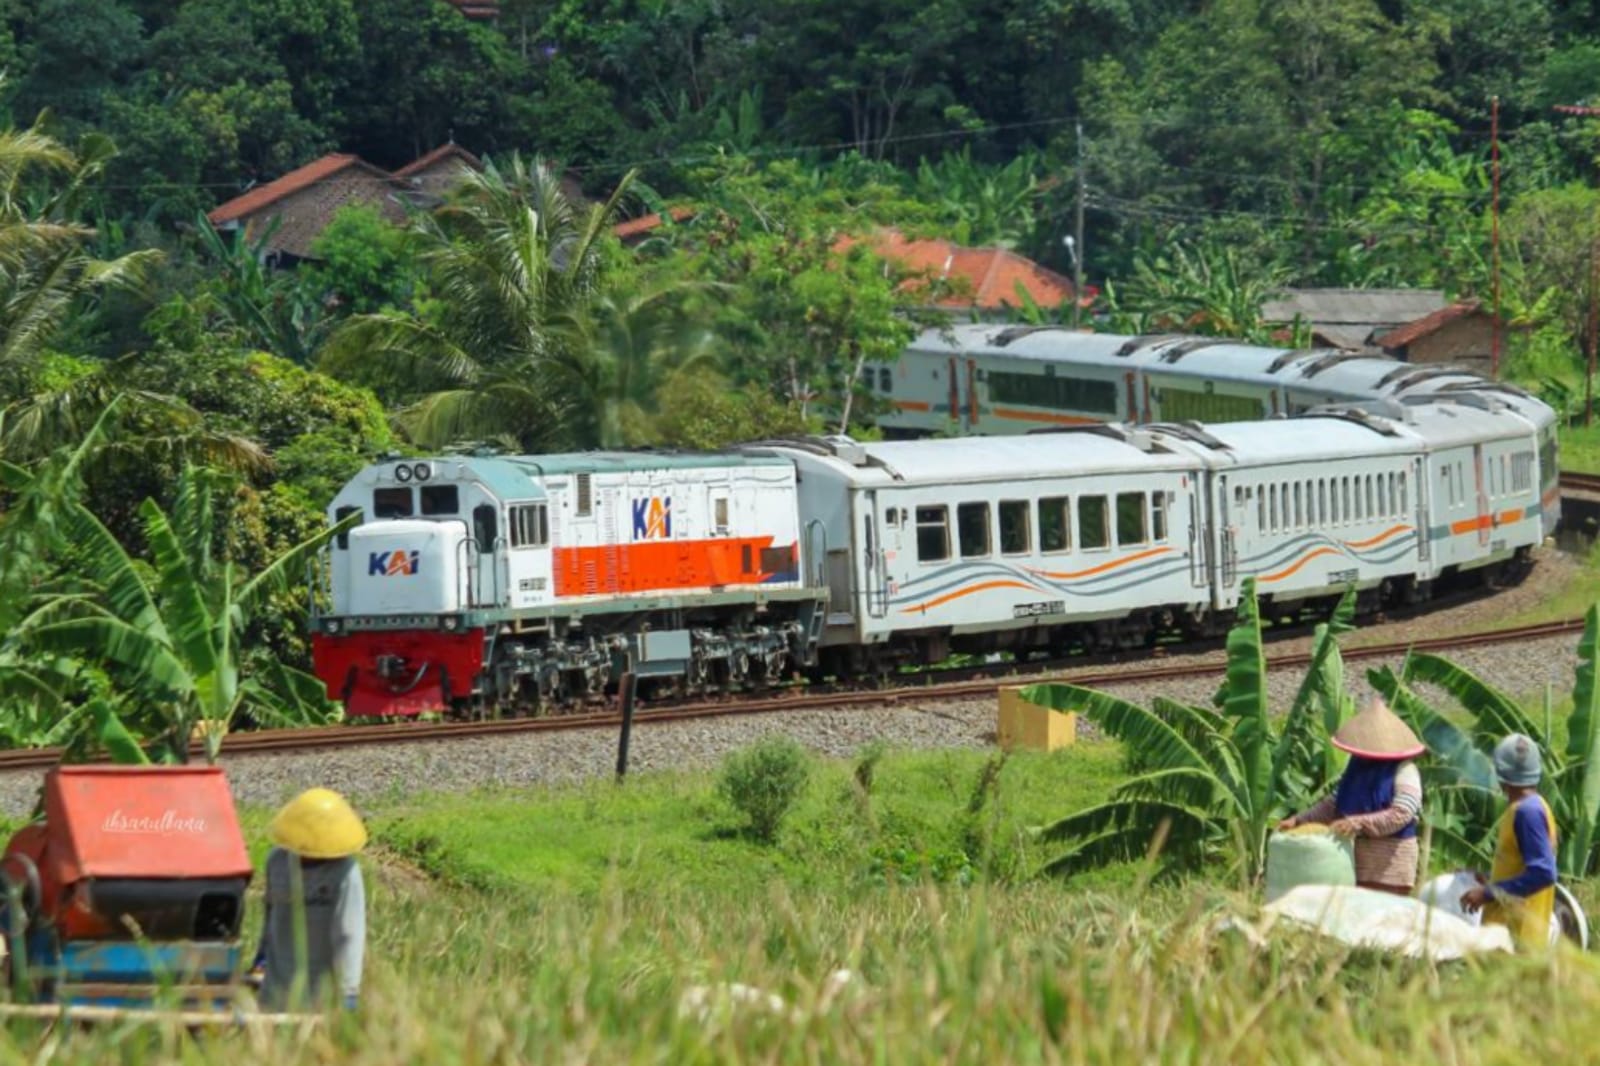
308, 328, 1558, 717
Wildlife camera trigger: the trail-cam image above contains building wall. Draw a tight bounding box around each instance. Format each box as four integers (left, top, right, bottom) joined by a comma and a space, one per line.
1404, 316, 1494, 372
242, 169, 405, 259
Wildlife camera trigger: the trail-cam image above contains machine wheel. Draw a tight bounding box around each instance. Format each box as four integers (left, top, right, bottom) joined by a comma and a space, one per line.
1553, 883, 1590, 950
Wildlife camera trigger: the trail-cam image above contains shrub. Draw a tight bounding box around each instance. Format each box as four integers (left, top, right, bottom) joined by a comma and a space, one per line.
717, 736, 811, 842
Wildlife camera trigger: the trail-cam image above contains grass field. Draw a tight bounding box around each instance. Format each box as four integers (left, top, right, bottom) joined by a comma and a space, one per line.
2, 742, 1598, 1063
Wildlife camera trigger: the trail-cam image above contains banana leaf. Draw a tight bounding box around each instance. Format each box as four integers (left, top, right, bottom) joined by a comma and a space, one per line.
1563, 606, 1600, 874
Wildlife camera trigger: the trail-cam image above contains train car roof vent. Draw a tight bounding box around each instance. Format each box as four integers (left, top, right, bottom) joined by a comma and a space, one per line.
1147, 421, 1232, 451
1115, 333, 1192, 357
1301, 350, 1379, 378
818, 435, 870, 465
1383, 365, 1477, 393
1266, 348, 1324, 374
1158, 338, 1229, 363
991, 325, 1064, 347
1436, 379, 1532, 400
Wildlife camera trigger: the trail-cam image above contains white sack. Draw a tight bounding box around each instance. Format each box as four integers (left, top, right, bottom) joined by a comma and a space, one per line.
1263, 884, 1514, 960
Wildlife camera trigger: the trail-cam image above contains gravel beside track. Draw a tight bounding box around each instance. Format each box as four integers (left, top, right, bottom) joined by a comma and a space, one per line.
0, 627, 1579, 820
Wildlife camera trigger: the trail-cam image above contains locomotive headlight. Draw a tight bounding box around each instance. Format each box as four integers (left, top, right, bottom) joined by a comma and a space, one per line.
413, 462, 432, 481
324, 618, 342, 634
394, 464, 413, 483
442, 615, 460, 632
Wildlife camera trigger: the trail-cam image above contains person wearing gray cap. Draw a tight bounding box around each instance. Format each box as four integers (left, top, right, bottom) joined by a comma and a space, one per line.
1460, 733, 1558, 947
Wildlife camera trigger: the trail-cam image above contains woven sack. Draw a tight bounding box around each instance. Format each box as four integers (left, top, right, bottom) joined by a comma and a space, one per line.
1265, 827, 1355, 903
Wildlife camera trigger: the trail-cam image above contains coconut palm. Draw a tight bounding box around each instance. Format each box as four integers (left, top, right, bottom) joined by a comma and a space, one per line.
320, 154, 705, 451
20, 465, 356, 763
1023, 580, 1354, 885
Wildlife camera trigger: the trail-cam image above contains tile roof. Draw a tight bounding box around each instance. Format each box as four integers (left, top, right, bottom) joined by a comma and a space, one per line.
444, 0, 500, 18
834, 229, 1085, 311
392, 143, 484, 178
1373, 300, 1484, 350
207, 153, 396, 225
613, 205, 696, 241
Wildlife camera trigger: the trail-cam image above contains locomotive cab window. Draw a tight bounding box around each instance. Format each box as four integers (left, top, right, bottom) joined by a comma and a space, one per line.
1038, 497, 1071, 553
916, 506, 950, 563
1116, 493, 1147, 547
1078, 495, 1109, 550
420, 484, 459, 516
509, 503, 549, 548
999, 500, 1030, 555
373, 487, 413, 518
473, 504, 498, 549
958, 502, 991, 558
334, 506, 361, 549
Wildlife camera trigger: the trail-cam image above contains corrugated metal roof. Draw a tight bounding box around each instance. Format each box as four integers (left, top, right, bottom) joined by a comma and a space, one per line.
503, 452, 792, 476
1261, 288, 1447, 327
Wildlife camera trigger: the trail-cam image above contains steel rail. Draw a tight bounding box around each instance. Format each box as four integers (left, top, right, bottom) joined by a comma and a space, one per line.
0, 616, 1584, 772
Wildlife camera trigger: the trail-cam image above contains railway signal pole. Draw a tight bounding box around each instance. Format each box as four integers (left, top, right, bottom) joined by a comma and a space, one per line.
1073, 121, 1086, 329
1555, 103, 1600, 426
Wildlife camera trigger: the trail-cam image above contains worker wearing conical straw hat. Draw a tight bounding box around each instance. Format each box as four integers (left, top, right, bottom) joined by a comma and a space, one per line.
255, 788, 368, 1012
1279, 698, 1426, 896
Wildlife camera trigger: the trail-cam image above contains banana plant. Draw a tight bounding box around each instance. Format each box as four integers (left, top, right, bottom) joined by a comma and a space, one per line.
20, 466, 359, 763
1024, 580, 1356, 886
1369, 604, 1600, 878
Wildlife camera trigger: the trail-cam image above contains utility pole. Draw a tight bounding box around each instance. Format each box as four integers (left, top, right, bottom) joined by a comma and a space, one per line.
1491, 95, 1502, 379
1555, 103, 1600, 424
1073, 120, 1086, 329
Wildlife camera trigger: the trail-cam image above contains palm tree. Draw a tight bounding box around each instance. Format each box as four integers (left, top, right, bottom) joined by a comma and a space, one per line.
321, 154, 716, 451
0, 125, 160, 387
1023, 581, 1354, 885
21, 466, 356, 763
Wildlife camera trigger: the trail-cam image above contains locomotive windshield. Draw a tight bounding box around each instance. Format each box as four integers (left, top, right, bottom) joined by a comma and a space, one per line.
373, 488, 412, 517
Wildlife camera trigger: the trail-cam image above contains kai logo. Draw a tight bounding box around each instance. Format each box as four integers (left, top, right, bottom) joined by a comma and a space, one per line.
631, 496, 672, 540
368, 550, 421, 576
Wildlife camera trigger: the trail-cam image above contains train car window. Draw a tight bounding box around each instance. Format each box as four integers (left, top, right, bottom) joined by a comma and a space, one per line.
1152, 492, 1168, 542
420, 484, 460, 515
916, 506, 950, 562
473, 504, 498, 549
1329, 481, 1340, 524
1456, 463, 1466, 505
373, 487, 413, 518
1513, 453, 1533, 493
1038, 497, 1071, 553
1079, 496, 1110, 550
1268, 486, 1278, 533
1501, 455, 1509, 498
1293, 483, 1303, 530
334, 506, 360, 549
509, 503, 550, 548
1317, 480, 1327, 525
1399, 471, 1408, 513
1256, 487, 1265, 533
958, 502, 991, 558
879, 367, 893, 393
988, 371, 1117, 414
1116, 493, 1147, 546
999, 500, 1030, 554
576, 473, 593, 517
1366, 476, 1376, 518
1342, 477, 1353, 521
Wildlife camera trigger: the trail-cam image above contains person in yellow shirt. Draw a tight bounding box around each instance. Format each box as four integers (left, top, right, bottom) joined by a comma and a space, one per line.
1460, 734, 1558, 948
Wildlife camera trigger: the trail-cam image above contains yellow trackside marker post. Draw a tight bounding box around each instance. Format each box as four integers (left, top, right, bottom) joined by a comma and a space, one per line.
997, 687, 1076, 752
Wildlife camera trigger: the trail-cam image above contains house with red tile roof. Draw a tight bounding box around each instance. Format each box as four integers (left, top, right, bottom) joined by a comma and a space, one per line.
391, 143, 484, 202
613, 205, 696, 244
206, 153, 410, 263
833, 228, 1091, 317
444, 0, 499, 19
1373, 299, 1518, 373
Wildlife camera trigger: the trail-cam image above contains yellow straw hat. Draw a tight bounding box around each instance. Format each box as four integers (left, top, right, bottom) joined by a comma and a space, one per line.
269, 788, 368, 859
1331, 698, 1425, 760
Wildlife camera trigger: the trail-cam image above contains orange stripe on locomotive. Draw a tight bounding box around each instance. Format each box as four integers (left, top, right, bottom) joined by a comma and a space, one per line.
553, 537, 799, 596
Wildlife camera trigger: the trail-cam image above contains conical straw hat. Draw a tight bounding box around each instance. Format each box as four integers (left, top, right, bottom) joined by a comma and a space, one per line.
1331, 698, 1425, 760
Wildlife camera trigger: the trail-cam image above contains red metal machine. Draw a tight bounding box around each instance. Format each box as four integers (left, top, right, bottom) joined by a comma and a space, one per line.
0, 766, 253, 1009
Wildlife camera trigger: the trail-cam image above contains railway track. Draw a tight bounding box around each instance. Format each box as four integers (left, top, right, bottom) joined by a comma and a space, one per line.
0, 616, 1583, 772
1560, 471, 1600, 495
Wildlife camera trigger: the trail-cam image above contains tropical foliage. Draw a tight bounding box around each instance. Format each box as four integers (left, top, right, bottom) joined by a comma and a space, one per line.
1369, 604, 1600, 877
19, 466, 354, 763
1022, 581, 1355, 885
